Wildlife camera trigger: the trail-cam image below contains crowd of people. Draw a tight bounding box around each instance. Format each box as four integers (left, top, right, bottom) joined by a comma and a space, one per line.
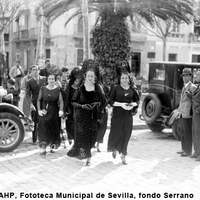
3, 58, 140, 166
5, 59, 200, 164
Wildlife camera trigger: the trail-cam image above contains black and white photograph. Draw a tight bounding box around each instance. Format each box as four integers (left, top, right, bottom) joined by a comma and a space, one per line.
0, 0, 200, 199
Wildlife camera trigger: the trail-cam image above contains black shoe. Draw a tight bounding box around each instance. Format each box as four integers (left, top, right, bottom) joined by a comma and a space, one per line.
40, 151, 46, 156
121, 156, 127, 165
177, 151, 184, 154
112, 151, 116, 159
50, 144, 56, 153
85, 161, 91, 166
190, 153, 198, 158
32, 138, 37, 144
181, 152, 191, 157
68, 140, 72, 145
195, 156, 200, 161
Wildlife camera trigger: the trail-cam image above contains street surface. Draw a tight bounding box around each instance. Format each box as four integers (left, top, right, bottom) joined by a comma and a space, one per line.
0, 125, 200, 200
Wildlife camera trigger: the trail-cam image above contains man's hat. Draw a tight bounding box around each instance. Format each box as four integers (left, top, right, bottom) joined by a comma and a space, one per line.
45, 58, 51, 63
180, 68, 192, 77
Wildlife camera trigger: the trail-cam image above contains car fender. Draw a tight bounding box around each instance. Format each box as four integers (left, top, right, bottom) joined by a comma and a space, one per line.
0, 103, 25, 118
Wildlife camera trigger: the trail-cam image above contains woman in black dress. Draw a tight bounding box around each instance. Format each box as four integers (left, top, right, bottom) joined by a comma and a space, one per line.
107, 71, 139, 164
65, 67, 81, 144
37, 73, 64, 156
67, 68, 106, 166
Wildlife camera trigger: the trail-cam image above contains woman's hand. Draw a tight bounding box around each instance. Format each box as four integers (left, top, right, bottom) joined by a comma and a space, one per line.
82, 104, 93, 110
121, 102, 138, 110
125, 105, 134, 110
38, 110, 46, 116
113, 102, 137, 110
30, 104, 36, 111
125, 102, 138, 110
91, 102, 101, 109
121, 103, 129, 110
59, 110, 64, 117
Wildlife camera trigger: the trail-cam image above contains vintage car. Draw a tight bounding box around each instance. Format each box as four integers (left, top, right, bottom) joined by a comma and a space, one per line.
0, 88, 33, 152
141, 61, 200, 140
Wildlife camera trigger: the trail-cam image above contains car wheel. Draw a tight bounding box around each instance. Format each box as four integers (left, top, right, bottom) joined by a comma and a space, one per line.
0, 112, 25, 152
147, 123, 165, 132
142, 94, 162, 124
171, 118, 181, 141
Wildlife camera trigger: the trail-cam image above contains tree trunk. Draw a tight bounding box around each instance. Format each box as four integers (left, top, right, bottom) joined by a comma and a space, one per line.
163, 37, 167, 61
82, 0, 90, 60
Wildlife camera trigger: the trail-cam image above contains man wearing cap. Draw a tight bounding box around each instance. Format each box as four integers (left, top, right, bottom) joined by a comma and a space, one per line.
177, 68, 197, 157
9, 60, 24, 91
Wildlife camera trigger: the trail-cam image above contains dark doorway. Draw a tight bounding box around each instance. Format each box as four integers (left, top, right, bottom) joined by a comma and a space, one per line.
131, 52, 141, 77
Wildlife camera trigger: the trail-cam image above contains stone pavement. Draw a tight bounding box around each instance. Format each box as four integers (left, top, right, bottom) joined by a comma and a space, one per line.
0, 127, 200, 200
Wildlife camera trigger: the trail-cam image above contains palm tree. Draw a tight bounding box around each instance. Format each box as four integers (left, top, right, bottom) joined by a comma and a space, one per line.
41, 0, 193, 24
39, 0, 194, 83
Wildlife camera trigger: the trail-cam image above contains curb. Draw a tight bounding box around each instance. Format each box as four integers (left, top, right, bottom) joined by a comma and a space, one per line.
133, 124, 148, 130
107, 124, 148, 130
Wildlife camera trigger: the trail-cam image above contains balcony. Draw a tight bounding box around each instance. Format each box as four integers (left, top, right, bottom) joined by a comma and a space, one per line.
12, 28, 51, 42
29, 28, 39, 40
12, 30, 28, 41
168, 32, 185, 42
188, 33, 200, 43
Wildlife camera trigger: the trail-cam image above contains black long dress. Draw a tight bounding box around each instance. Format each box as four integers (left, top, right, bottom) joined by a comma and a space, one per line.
96, 84, 110, 143
37, 86, 63, 147
67, 84, 106, 159
107, 85, 139, 155
65, 86, 77, 140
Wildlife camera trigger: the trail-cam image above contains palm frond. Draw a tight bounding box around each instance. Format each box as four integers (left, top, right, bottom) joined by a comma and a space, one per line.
64, 8, 81, 26
38, 0, 194, 27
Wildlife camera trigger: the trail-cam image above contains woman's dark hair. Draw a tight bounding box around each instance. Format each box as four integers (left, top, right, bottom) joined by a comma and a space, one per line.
118, 70, 134, 87
47, 72, 57, 81
68, 67, 81, 86
80, 59, 101, 85
61, 67, 68, 73
116, 60, 131, 77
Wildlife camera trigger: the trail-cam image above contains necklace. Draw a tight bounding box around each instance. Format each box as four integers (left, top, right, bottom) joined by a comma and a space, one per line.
121, 84, 129, 96
124, 89, 129, 96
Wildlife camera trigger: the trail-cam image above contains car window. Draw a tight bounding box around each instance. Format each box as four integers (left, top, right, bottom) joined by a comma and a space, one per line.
153, 69, 165, 81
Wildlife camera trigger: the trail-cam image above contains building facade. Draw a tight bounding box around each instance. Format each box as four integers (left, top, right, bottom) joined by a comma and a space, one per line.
5, 7, 200, 79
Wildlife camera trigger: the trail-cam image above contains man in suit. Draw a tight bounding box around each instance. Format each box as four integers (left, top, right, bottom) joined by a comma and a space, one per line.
177, 68, 197, 157
26, 65, 46, 144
